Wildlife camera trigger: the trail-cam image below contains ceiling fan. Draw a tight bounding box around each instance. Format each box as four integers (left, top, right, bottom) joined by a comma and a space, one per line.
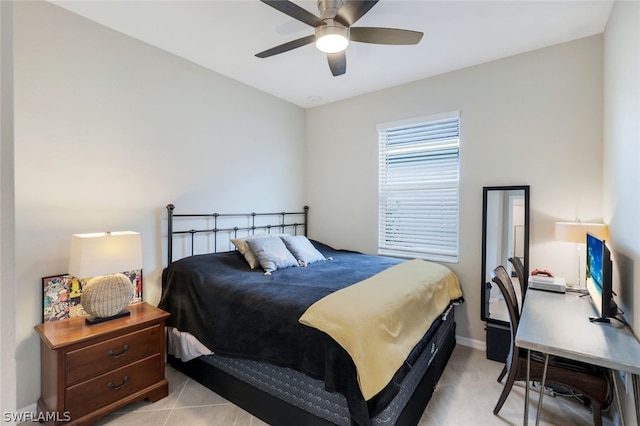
255, 0, 424, 77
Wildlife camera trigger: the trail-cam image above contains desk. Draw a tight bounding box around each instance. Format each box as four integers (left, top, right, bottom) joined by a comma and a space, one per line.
515, 290, 640, 425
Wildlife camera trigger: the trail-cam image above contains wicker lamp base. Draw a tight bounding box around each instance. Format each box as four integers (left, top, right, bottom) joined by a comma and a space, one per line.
81, 273, 134, 325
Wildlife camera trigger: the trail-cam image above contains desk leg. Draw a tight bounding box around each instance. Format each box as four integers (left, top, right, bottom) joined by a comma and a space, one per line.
612, 371, 626, 426
535, 353, 549, 426
633, 374, 639, 425
525, 349, 530, 426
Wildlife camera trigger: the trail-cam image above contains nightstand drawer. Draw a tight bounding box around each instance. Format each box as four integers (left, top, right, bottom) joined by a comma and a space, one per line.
65, 354, 162, 419
66, 324, 163, 385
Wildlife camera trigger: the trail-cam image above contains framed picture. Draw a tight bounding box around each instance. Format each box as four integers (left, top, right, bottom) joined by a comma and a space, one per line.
42, 270, 143, 322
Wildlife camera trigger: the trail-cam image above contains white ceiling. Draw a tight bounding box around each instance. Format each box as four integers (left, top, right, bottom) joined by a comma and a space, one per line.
49, 0, 614, 108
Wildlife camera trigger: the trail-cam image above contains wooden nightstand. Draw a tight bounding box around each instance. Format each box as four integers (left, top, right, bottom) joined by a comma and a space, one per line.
35, 302, 170, 426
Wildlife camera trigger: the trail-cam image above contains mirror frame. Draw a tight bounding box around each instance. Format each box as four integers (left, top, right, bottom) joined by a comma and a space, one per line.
480, 185, 530, 324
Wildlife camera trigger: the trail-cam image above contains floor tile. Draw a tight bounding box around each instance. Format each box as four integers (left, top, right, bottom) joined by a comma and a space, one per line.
84, 344, 617, 426
165, 404, 252, 426
173, 377, 230, 408
94, 407, 171, 426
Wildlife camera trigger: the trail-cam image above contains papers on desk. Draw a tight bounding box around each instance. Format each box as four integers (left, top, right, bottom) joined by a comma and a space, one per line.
528, 276, 566, 293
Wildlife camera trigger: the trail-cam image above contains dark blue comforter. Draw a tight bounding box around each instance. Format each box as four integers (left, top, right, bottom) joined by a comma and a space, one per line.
159, 241, 437, 425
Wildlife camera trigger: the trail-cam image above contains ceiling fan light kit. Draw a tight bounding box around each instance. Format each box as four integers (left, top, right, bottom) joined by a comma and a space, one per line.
256, 0, 423, 77
315, 22, 349, 54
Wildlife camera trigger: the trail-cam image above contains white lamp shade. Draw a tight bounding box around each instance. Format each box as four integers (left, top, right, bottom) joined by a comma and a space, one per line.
69, 231, 142, 279
554, 222, 609, 243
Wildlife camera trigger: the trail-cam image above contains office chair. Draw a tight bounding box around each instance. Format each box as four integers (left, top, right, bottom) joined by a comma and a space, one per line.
491, 265, 610, 426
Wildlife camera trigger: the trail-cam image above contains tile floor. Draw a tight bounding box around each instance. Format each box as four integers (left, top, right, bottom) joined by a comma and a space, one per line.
91, 345, 614, 426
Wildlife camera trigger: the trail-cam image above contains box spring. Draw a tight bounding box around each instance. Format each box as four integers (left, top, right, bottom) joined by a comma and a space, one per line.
168, 310, 456, 426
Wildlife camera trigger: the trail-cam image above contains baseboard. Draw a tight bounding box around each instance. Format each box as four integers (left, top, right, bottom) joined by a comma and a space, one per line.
455, 335, 485, 351
18, 403, 36, 414
7, 402, 38, 424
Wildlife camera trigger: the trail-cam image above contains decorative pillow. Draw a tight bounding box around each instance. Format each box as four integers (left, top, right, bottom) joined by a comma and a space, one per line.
245, 236, 298, 275
280, 235, 326, 266
230, 234, 271, 269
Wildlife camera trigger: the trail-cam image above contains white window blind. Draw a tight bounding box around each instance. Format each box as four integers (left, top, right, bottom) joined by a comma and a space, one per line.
377, 113, 460, 262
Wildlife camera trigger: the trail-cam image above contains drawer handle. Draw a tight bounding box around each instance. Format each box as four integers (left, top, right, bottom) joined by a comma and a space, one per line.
107, 344, 129, 358
107, 376, 129, 391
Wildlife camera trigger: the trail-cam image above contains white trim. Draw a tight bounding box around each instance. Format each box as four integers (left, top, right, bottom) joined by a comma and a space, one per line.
376, 110, 460, 131
455, 335, 486, 352
17, 403, 37, 415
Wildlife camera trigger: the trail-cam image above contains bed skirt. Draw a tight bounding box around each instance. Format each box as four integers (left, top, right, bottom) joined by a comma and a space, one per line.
167, 309, 456, 426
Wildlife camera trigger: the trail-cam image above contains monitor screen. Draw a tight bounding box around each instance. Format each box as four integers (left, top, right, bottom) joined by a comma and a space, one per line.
586, 232, 615, 321
586, 233, 603, 296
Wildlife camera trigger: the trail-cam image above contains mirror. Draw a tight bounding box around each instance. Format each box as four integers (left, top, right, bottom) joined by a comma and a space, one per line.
481, 185, 530, 324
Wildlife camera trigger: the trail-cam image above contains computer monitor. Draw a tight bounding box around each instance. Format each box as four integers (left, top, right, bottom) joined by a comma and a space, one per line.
586, 232, 616, 323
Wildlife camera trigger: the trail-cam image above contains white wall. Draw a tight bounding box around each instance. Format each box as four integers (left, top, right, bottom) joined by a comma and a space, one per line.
1, 0, 17, 422
604, 0, 640, 331
14, 1, 306, 409
305, 35, 604, 344
603, 1, 640, 423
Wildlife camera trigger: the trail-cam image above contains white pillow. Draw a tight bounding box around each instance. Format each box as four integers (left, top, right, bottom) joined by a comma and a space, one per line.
280, 235, 326, 266
230, 234, 271, 269
245, 236, 298, 274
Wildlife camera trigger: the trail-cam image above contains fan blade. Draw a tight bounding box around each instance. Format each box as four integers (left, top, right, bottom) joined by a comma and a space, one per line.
327, 52, 346, 76
260, 0, 325, 28
256, 34, 316, 58
334, 0, 378, 27
350, 27, 423, 45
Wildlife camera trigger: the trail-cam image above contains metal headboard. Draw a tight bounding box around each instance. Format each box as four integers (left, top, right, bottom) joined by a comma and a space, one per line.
166, 204, 309, 264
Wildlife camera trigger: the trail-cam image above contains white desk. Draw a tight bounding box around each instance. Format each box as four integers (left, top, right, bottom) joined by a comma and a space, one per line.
515, 290, 640, 425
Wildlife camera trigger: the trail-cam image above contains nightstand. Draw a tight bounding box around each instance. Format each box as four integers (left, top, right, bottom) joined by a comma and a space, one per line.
35, 302, 170, 426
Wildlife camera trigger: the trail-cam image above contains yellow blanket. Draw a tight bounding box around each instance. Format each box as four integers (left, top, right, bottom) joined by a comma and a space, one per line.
299, 258, 462, 400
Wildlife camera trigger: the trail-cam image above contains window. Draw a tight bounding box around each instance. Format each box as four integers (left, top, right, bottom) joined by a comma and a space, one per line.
377, 112, 460, 263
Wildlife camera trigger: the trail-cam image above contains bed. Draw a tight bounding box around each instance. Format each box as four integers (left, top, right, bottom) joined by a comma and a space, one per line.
159, 204, 463, 426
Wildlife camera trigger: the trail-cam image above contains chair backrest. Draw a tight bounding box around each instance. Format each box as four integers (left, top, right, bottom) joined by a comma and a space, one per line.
508, 256, 528, 300
491, 265, 520, 342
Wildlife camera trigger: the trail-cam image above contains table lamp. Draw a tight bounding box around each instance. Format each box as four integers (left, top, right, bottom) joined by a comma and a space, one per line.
554, 221, 608, 288
68, 231, 142, 324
